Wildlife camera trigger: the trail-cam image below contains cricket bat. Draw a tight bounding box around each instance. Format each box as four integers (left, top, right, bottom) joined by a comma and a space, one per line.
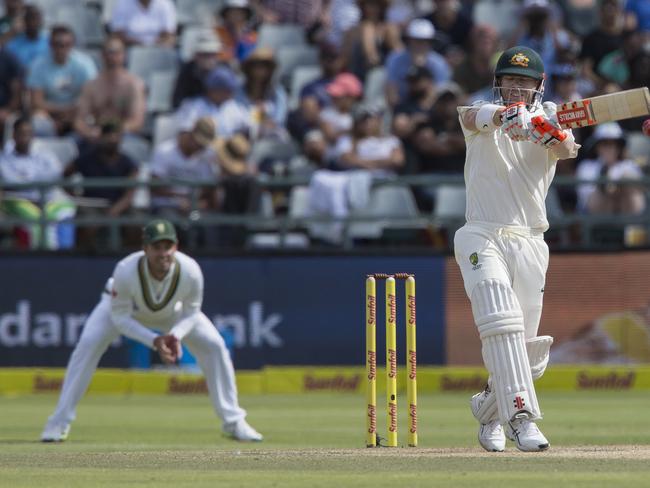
556, 87, 650, 129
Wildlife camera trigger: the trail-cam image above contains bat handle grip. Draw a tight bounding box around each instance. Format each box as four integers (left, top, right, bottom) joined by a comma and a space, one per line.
531, 115, 567, 142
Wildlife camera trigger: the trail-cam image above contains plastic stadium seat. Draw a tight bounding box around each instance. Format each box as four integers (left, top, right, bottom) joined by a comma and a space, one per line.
250, 138, 300, 170
147, 71, 176, 113
246, 232, 310, 249
347, 185, 422, 240
127, 46, 179, 86
257, 24, 306, 49
363, 67, 387, 108
627, 133, 650, 166
288, 65, 322, 110
472, 0, 520, 38
433, 185, 466, 219
176, 0, 221, 26
54, 6, 106, 47
153, 114, 178, 147
101, 0, 117, 24
32, 137, 79, 167
119, 135, 151, 166
275, 45, 319, 88
132, 162, 150, 209
288, 186, 311, 218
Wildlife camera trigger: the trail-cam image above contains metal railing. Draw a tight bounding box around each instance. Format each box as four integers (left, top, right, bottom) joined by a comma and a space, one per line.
0, 174, 648, 252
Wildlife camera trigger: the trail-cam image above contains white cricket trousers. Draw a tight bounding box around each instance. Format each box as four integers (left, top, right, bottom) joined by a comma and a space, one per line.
454, 222, 549, 338
46, 295, 246, 427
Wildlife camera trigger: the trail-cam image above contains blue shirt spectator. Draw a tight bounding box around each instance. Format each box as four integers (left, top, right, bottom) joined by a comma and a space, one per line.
27, 49, 97, 105
5, 4, 48, 69
385, 19, 451, 107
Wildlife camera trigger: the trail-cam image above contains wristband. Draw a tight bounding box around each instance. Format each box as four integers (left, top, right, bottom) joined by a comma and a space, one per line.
475, 104, 502, 133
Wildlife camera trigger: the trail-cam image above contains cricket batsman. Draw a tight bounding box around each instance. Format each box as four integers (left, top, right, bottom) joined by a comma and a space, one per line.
454, 46, 580, 452
41, 219, 263, 442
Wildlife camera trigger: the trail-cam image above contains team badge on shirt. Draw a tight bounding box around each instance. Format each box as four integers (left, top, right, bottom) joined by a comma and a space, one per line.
469, 252, 482, 270
510, 53, 530, 67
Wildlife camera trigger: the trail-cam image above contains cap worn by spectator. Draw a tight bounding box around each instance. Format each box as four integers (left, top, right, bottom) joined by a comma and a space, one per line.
406, 65, 433, 81
205, 66, 240, 91
220, 0, 253, 19
190, 116, 217, 147
214, 133, 251, 175
586, 122, 626, 152
242, 47, 277, 71
592, 123, 625, 143
194, 32, 223, 55
352, 104, 383, 122
523, 0, 551, 12
405, 19, 435, 40
326, 73, 363, 98
143, 219, 178, 244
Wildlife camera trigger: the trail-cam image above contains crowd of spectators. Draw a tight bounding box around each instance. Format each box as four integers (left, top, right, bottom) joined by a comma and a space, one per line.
0, 0, 647, 251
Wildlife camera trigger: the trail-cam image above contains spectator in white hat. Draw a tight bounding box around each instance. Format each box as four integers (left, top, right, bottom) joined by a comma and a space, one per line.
215, 0, 257, 66
385, 18, 451, 108
173, 32, 224, 108
576, 122, 645, 216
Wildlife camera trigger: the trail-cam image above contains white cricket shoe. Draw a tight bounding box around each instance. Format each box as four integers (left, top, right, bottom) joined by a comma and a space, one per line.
223, 419, 263, 442
506, 417, 550, 452
40, 422, 70, 442
477, 420, 506, 452
471, 390, 505, 452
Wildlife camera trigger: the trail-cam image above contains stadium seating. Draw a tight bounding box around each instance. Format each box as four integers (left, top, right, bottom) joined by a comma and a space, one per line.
127, 46, 179, 86
176, 0, 221, 27
257, 23, 306, 49
275, 45, 320, 88
153, 114, 178, 147
347, 185, 423, 241
147, 71, 176, 114
119, 135, 151, 166
288, 65, 322, 110
363, 67, 387, 109
32, 137, 79, 167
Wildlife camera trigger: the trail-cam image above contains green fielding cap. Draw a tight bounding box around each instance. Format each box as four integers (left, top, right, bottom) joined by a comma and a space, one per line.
142, 219, 178, 245
495, 46, 545, 80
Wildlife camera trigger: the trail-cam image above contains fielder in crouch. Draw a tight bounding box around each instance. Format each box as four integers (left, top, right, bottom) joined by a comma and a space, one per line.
41, 219, 263, 442
455, 46, 579, 452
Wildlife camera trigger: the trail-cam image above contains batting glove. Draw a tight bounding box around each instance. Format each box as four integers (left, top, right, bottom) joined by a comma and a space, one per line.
530, 115, 567, 148
500, 102, 532, 141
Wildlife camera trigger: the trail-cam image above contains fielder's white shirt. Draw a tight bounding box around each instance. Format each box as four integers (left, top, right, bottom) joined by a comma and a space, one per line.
458, 102, 561, 232
110, 250, 203, 348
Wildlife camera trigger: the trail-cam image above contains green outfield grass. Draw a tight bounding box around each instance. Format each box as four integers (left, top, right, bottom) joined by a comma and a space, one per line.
1, 391, 649, 487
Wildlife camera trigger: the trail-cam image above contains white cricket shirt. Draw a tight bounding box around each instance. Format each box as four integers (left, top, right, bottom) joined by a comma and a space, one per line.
458, 102, 561, 232
110, 250, 204, 347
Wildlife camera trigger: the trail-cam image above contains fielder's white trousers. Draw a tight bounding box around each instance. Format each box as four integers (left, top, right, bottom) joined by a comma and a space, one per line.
454, 222, 549, 338
46, 295, 246, 428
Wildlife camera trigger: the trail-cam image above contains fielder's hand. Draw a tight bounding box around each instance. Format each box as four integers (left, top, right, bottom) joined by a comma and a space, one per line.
530, 115, 567, 148
153, 334, 182, 364
500, 102, 531, 141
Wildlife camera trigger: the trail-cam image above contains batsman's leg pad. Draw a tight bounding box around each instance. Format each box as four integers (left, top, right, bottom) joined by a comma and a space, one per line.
472, 279, 541, 424
472, 336, 553, 424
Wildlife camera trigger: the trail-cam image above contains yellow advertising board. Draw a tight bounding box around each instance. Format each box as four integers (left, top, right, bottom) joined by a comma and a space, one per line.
1, 366, 649, 396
